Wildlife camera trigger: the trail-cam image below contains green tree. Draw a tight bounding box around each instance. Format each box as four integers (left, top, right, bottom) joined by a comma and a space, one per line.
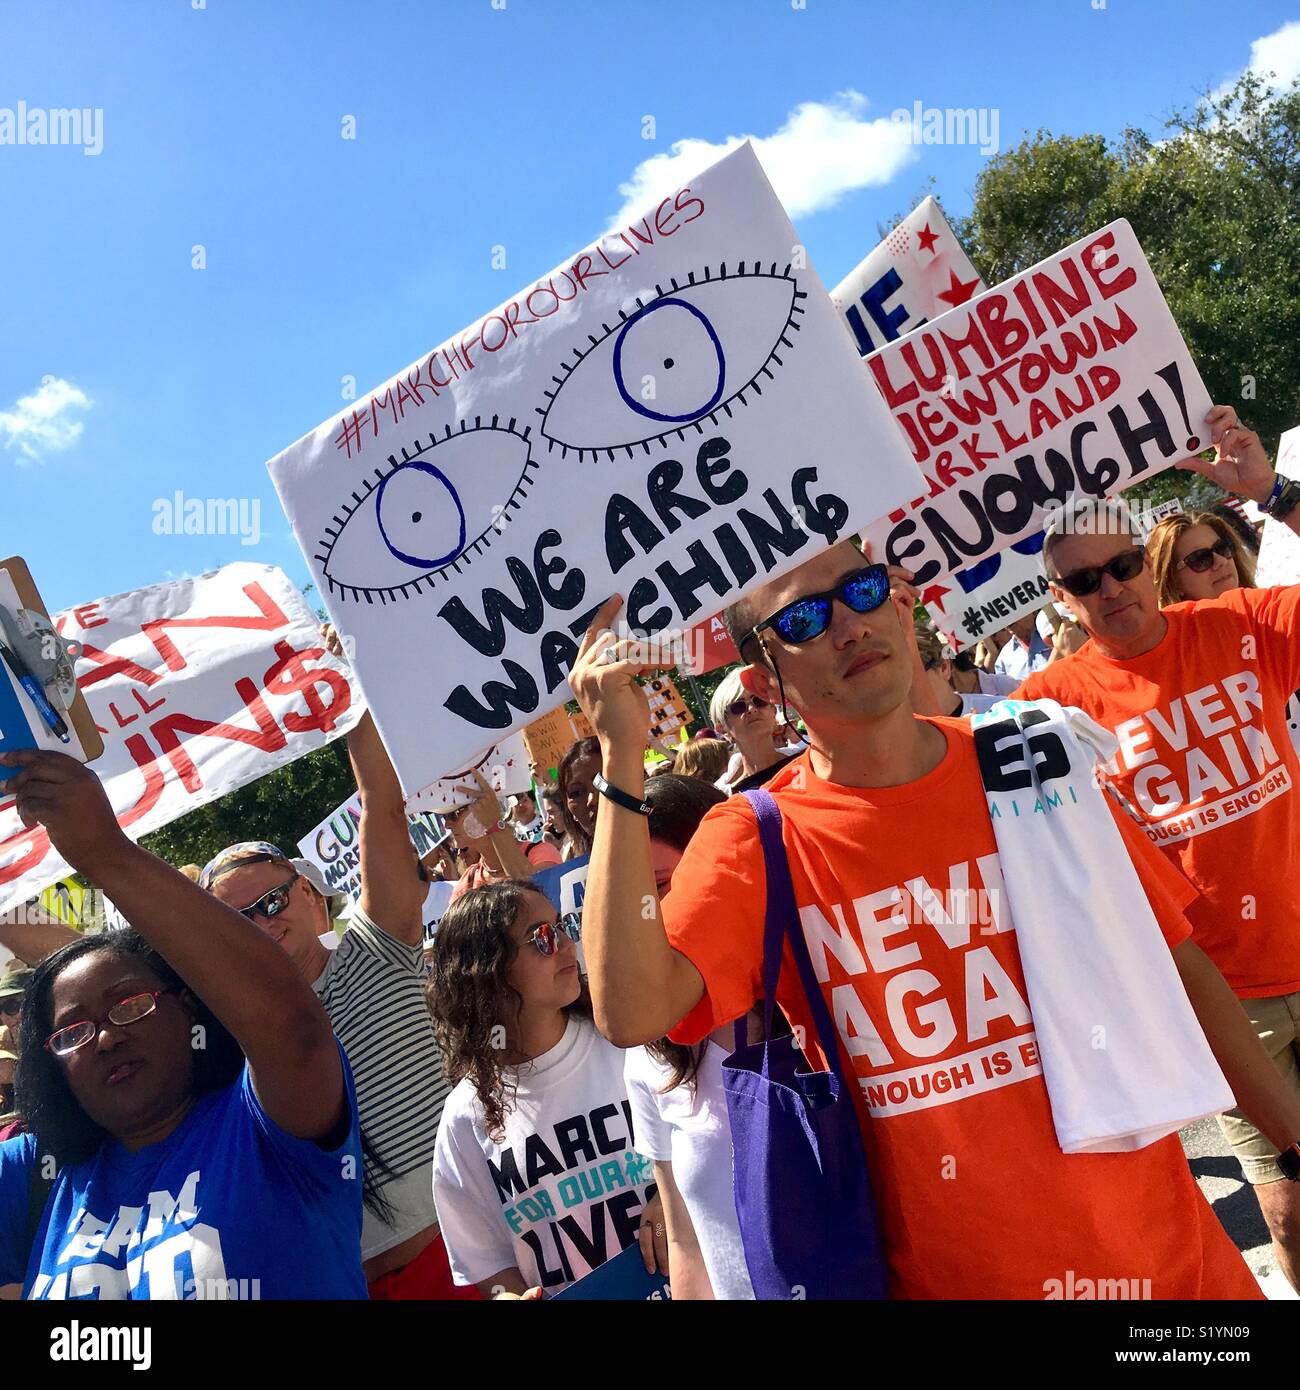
953, 73, 1300, 469
140, 741, 356, 869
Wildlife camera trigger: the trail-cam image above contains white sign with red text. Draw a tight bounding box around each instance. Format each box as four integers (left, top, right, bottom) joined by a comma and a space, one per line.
0, 564, 362, 913
860, 220, 1212, 596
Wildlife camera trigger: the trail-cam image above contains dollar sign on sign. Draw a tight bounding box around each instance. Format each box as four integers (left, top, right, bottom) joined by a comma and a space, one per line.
263, 640, 352, 735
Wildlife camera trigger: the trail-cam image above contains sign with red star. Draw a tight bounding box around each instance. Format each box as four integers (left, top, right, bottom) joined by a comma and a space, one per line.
936, 269, 981, 307
831, 196, 985, 358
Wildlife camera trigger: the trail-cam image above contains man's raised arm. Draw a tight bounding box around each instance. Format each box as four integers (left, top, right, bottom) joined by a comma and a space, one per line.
323, 626, 424, 946
570, 598, 704, 1048
0, 906, 79, 963
1180, 406, 1300, 538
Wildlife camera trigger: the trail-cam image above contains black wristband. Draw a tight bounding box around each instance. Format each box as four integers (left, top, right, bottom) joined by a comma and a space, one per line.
1266, 477, 1300, 522
592, 772, 651, 817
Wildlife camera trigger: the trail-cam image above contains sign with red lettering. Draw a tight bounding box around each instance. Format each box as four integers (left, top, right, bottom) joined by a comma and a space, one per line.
831, 196, 985, 359
268, 142, 922, 796
0, 564, 362, 913
861, 220, 1213, 589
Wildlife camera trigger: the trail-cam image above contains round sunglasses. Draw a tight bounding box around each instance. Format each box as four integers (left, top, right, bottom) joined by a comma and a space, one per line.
725, 695, 770, 719
1176, 538, 1234, 573
1052, 546, 1145, 597
46, 988, 173, 1057
525, 912, 582, 957
751, 565, 891, 647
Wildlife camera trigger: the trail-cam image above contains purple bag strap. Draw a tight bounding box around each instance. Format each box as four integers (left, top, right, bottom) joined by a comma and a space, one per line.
735, 789, 849, 1080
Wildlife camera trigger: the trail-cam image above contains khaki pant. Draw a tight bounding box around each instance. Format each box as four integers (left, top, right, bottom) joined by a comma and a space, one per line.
1216, 990, 1300, 1184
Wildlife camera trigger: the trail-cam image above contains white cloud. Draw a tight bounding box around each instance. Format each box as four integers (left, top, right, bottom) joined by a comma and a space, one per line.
0, 376, 90, 460
1212, 19, 1300, 102
609, 91, 916, 229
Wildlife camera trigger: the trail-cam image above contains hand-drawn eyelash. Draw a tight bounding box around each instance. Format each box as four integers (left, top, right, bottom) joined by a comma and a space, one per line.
536, 261, 805, 461
315, 417, 536, 604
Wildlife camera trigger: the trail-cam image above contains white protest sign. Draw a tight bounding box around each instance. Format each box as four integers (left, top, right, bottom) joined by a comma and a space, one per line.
831, 195, 984, 357
0, 564, 362, 914
422, 880, 455, 946
1255, 523, 1300, 588
925, 532, 1052, 650
403, 730, 532, 814
299, 793, 365, 900
679, 199, 988, 656
1254, 424, 1300, 588
268, 142, 922, 795
297, 792, 448, 903
861, 219, 1213, 593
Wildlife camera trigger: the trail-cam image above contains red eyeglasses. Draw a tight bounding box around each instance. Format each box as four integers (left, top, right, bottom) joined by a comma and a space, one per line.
46, 989, 173, 1058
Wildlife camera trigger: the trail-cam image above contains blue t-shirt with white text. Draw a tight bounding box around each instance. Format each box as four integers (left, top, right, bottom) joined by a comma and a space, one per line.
0, 1045, 366, 1299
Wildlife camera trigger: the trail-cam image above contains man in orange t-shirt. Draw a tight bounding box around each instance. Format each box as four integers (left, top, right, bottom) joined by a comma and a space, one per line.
1018, 408, 1300, 1288
569, 523, 1300, 1298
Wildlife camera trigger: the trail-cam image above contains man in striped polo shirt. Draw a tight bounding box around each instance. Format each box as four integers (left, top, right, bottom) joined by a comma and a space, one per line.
202, 705, 467, 1299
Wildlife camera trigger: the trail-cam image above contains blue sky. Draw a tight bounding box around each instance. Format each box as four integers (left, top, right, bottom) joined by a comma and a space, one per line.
3, 0, 1297, 613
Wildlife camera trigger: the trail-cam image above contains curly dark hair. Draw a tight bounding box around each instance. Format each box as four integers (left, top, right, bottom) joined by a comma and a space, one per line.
556, 737, 600, 857
428, 879, 591, 1141
19, 930, 394, 1220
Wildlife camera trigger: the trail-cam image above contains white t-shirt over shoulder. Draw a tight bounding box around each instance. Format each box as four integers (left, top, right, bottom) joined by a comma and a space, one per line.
623, 1043, 754, 1300
433, 1015, 653, 1294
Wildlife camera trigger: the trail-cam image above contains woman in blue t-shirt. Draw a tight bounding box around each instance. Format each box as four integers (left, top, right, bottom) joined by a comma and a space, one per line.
0, 748, 369, 1300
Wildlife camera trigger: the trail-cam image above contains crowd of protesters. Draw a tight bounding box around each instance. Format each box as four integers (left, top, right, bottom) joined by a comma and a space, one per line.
2, 401, 1300, 1301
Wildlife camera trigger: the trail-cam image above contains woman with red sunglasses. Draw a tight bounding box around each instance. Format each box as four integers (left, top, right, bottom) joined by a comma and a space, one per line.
428, 881, 655, 1298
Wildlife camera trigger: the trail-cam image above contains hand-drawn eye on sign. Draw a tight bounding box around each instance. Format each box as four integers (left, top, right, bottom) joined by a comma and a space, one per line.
537, 262, 804, 460
317, 417, 535, 602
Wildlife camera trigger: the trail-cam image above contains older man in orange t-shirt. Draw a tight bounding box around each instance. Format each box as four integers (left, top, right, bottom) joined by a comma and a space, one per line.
1020, 405, 1300, 1289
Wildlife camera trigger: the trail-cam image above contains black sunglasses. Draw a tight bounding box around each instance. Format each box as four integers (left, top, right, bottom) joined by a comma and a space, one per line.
1177, 538, 1234, 574
238, 873, 298, 923
750, 565, 892, 648
1052, 546, 1146, 597
725, 695, 769, 719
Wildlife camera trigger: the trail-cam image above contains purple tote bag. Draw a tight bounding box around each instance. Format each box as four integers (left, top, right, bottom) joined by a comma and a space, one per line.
721, 788, 888, 1300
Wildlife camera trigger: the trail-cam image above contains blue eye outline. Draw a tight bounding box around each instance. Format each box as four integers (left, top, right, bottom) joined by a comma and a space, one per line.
376, 460, 466, 569
537, 261, 806, 463
315, 415, 537, 605
612, 297, 725, 423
